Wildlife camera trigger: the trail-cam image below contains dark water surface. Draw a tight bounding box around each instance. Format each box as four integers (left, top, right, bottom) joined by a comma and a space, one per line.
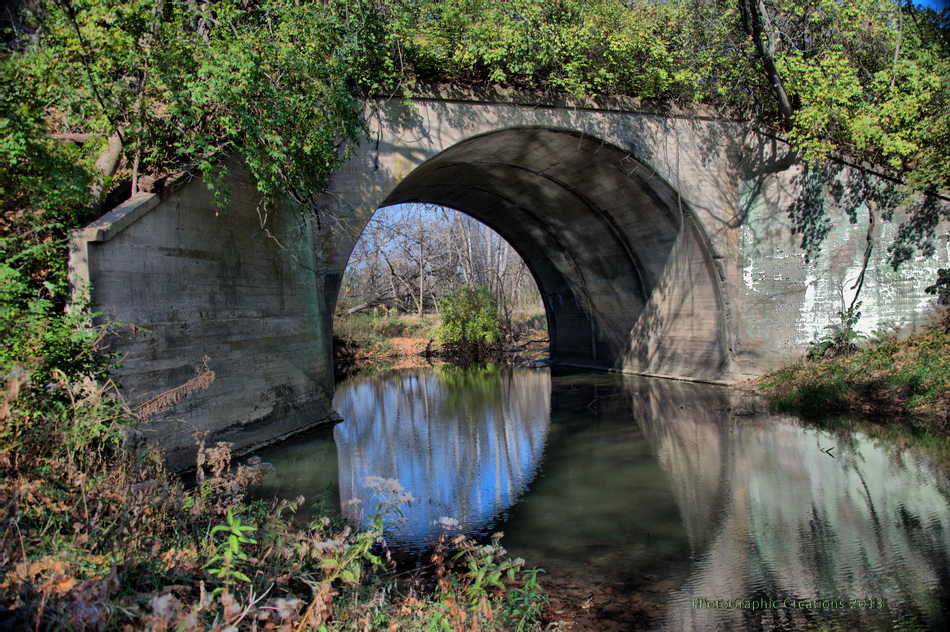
252, 366, 950, 631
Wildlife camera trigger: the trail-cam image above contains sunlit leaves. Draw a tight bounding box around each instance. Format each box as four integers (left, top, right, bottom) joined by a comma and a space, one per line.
781, 50, 864, 164
386, 0, 697, 98
8, 0, 399, 206
757, 0, 949, 193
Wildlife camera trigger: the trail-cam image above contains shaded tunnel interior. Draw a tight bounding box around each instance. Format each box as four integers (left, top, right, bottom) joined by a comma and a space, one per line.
376, 127, 727, 376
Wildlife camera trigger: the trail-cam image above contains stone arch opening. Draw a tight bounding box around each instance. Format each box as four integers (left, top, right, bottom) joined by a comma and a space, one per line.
358, 126, 730, 380
74, 118, 739, 467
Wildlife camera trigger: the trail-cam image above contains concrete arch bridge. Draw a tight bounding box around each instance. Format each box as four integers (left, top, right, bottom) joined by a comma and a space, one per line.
71, 86, 950, 467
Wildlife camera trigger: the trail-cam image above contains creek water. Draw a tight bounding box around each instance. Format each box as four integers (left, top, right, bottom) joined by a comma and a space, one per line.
251, 365, 950, 631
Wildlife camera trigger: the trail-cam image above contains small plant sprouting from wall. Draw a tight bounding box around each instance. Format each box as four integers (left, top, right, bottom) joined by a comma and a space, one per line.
807, 302, 866, 360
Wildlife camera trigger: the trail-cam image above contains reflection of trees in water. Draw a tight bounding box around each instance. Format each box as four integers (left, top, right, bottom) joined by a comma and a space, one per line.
435, 363, 504, 413
333, 367, 550, 546
626, 376, 950, 631
331, 368, 948, 627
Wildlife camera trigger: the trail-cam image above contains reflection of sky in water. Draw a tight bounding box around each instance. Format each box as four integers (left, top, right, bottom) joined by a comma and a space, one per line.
332, 367, 550, 547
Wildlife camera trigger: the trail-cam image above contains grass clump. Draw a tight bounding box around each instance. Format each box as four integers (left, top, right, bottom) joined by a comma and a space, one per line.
336, 309, 438, 341
754, 308, 950, 434
334, 309, 440, 366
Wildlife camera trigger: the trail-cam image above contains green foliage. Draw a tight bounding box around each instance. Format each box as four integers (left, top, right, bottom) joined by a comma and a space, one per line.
504, 567, 547, 631
437, 285, 501, 352
206, 509, 257, 588
781, 49, 864, 164
8, 0, 400, 206
764, 0, 950, 195
0, 252, 114, 398
413, 522, 547, 632
0, 62, 96, 288
383, 0, 699, 98
807, 301, 866, 360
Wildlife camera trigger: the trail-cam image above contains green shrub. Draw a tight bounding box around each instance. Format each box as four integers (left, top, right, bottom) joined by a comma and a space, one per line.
0, 253, 114, 398
807, 302, 865, 360
436, 286, 501, 353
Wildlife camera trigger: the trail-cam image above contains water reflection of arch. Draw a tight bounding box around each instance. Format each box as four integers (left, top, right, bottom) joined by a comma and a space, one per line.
628, 376, 950, 630
333, 367, 551, 546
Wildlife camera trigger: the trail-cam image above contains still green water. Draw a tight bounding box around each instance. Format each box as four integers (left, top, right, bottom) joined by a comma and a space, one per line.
251, 365, 950, 631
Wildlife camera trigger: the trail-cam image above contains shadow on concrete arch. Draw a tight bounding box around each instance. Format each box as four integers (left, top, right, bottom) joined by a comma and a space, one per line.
377, 127, 733, 381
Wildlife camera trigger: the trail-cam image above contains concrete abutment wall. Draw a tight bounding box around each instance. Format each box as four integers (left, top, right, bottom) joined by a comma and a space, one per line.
71, 167, 336, 470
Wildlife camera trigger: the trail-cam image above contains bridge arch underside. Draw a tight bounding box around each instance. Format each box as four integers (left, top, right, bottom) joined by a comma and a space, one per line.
378, 128, 732, 381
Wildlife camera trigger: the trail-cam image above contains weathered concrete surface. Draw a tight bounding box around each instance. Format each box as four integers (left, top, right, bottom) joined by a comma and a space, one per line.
316, 85, 950, 381
72, 85, 950, 464
71, 167, 336, 470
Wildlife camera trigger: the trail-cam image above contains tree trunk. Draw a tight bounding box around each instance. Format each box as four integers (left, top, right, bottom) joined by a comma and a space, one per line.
90, 133, 124, 209
739, 0, 794, 124
417, 237, 425, 317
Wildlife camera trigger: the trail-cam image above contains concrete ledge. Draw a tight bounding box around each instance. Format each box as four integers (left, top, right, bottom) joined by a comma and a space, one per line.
388, 82, 740, 121
76, 173, 193, 244
559, 362, 740, 387
156, 406, 342, 472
